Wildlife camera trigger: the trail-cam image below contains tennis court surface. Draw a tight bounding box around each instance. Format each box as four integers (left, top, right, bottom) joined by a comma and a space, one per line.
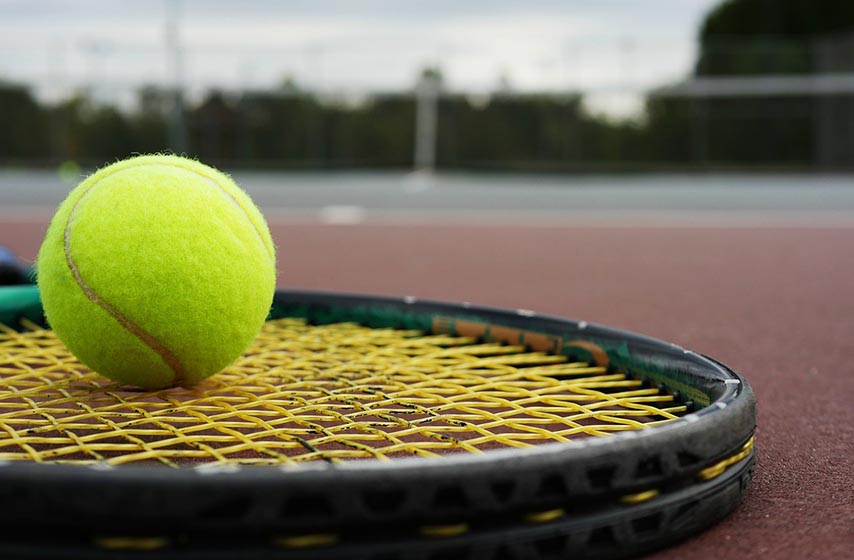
2, 194, 851, 557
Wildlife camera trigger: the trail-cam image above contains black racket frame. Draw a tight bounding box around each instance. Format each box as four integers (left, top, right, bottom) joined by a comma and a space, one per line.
0, 289, 756, 559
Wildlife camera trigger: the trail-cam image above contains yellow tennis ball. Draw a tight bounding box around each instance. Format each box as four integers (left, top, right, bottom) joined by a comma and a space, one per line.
37, 155, 276, 389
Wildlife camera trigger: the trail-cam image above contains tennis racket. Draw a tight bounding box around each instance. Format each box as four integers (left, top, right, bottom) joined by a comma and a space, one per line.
0, 277, 755, 559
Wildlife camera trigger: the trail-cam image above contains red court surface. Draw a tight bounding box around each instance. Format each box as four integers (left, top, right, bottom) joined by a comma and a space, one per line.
3, 221, 852, 559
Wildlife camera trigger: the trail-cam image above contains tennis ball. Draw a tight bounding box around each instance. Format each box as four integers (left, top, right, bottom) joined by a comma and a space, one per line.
37, 155, 276, 389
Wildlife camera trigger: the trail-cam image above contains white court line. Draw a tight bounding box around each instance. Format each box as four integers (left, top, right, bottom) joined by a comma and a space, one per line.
3, 206, 854, 228
318, 205, 367, 224
265, 209, 854, 229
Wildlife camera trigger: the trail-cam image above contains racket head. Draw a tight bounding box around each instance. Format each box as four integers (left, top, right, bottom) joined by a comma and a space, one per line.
0, 287, 756, 559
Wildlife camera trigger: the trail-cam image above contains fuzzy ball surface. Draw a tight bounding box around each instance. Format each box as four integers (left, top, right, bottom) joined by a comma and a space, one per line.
38, 155, 276, 389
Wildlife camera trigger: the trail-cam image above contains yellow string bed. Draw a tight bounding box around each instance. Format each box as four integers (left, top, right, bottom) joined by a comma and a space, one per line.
0, 318, 686, 467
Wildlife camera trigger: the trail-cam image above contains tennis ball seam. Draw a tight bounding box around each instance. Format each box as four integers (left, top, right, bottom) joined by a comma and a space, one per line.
61, 160, 270, 386
63, 169, 188, 385
155, 159, 275, 262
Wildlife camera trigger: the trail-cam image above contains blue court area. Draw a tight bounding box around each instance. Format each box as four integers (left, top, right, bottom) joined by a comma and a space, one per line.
2, 170, 854, 225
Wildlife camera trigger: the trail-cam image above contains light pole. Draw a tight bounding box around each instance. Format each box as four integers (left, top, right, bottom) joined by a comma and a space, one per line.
165, 0, 187, 154
414, 69, 440, 173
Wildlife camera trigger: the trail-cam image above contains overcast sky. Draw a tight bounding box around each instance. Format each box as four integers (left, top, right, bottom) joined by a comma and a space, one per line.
0, 0, 720, 117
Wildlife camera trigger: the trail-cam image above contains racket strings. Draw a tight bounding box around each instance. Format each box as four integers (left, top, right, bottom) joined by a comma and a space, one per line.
0, 318, 686, 467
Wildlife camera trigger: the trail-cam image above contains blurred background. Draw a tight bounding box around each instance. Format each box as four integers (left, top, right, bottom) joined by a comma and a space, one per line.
2, 5, 853, 559
1, 0, 853, 173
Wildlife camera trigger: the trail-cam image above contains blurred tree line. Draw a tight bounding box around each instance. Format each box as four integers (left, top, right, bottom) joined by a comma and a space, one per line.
0, 84, 653, 170
1, 0, 852, 170
645, 0, 854, 168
